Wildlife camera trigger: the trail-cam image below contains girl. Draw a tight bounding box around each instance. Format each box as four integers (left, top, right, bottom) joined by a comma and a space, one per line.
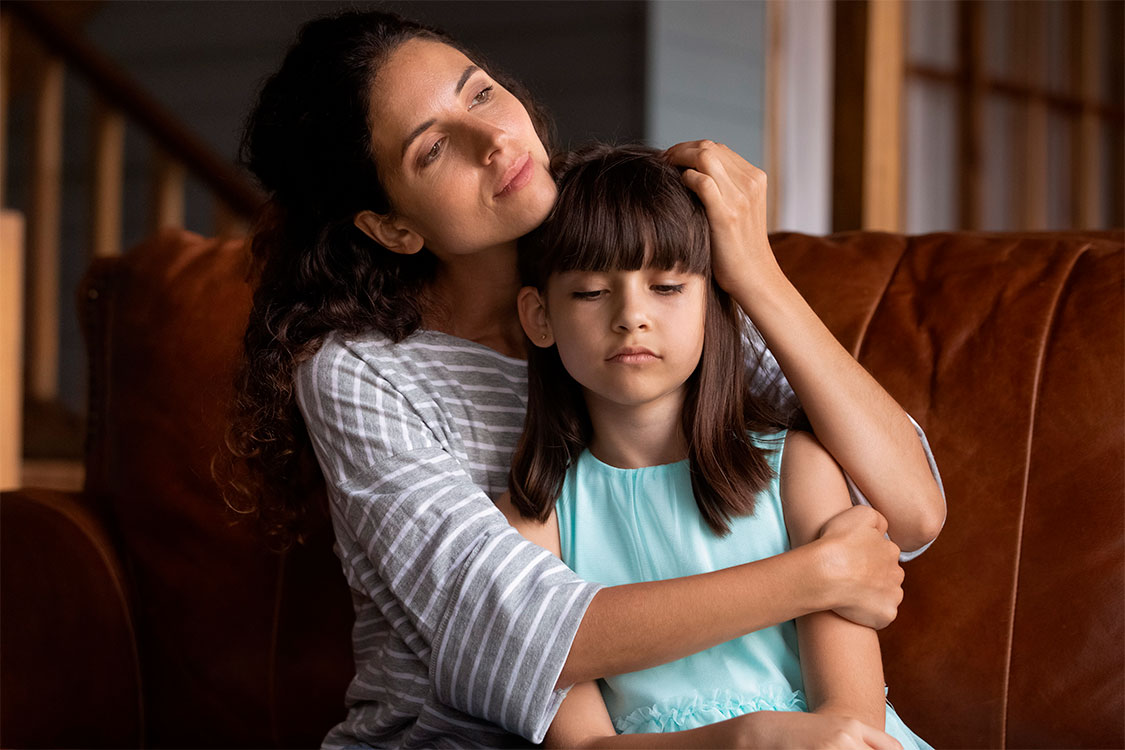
503, 144, 930, 749
225, 10, 943, 746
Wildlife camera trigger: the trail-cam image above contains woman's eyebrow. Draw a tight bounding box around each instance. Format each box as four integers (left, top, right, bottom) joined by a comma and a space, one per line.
455, 64, 480, 95
399, 64, 482, 161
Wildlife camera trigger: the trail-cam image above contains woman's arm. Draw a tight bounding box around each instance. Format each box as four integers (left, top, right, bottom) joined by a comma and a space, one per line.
782, 430, 889, 730
496, 491, 903, 689
542, 681, 902, 749
310, 340, 903, 742
665, 140, 946, 554
498, 492, 902, 750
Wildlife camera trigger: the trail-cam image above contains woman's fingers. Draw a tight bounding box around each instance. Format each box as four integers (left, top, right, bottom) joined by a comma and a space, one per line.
680, 168, 724, 206
665, 139, 761, 186
666, 139, 774, 294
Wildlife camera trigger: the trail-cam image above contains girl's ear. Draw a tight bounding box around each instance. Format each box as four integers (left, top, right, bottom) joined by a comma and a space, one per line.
353, 210, 424, 255
517, 286, 554, 348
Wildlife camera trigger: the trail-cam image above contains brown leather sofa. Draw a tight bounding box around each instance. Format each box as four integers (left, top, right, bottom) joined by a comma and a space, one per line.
2, 228, 1122, 749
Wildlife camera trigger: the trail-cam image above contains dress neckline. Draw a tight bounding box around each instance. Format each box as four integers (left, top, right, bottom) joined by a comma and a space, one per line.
580, 447, 689, 475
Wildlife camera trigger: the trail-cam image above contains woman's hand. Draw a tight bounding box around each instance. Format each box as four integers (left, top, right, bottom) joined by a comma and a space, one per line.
728, 711, 903, 750
664, 140, 781, 298
814, 505, 904, 629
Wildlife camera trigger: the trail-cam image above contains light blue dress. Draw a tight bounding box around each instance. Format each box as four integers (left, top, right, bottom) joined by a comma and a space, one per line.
555, 430, 930, 746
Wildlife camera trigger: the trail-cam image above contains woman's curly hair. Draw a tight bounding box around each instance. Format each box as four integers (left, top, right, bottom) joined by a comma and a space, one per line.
216, 10, 555, 550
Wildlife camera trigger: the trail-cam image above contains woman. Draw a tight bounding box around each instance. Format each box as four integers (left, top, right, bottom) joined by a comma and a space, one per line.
224, 9, 945, 748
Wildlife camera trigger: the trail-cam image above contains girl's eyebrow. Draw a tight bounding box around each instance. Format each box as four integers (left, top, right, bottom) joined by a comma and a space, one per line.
399, 64, 481, 160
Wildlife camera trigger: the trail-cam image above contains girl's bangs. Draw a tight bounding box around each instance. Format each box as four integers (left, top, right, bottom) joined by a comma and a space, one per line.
532, 146, 711, 281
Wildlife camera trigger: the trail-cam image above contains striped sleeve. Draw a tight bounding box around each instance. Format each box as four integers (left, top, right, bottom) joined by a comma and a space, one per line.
741, 316, 946, 560
296, 340, 601, 742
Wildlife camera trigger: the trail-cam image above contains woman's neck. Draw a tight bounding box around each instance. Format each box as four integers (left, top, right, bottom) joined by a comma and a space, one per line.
424, 242, 525, 359
585, 389, 689, 469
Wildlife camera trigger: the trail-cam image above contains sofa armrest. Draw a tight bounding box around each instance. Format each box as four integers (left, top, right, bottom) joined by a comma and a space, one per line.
1, 488, 143, 748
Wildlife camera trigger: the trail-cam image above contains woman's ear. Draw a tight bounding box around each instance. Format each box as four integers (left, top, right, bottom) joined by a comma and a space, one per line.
517, 286, 554, 348
354, 210, 424, 255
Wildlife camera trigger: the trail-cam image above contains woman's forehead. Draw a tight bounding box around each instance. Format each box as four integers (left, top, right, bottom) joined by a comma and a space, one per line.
375, 38, 476, 94
368, 38, 481, 164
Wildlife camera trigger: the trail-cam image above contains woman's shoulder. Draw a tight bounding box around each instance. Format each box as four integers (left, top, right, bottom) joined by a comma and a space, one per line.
294, 328, 529, 415
294, 330, 384, 387
303, 329, 526, 372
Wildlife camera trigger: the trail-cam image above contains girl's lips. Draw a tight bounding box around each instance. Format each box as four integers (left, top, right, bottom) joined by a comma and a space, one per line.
608, 348, 660, 364
495, 154, 533, 197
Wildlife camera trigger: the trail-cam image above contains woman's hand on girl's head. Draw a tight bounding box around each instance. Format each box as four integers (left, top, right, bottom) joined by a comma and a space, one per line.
664, 140, 782, 299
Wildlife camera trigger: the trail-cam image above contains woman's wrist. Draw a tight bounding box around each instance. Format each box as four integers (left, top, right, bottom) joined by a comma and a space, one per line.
724, 258, 795, 320
803, 536, 846, 612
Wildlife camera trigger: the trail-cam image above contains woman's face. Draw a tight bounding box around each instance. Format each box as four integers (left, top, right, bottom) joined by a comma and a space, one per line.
367, 39, 557, 258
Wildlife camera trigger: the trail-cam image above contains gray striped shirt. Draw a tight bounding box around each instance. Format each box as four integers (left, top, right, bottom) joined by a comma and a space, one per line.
295, 324, 942, 748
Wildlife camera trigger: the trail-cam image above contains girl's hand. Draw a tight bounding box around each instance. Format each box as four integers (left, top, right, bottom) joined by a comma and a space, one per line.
730, 711, 903, 750
664, 140, 781, 297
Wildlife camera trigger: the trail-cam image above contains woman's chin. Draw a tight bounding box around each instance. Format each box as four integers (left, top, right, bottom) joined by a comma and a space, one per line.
512, 176, 559, 235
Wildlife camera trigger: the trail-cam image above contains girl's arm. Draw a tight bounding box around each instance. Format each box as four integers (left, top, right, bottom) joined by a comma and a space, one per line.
782, 430, 889, 730
497, 495, 902, 750
543, 681, 901, 749
665, 140, 946, 555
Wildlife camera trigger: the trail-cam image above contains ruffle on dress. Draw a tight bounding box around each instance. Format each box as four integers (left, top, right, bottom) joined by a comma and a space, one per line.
612, 686, 809, 734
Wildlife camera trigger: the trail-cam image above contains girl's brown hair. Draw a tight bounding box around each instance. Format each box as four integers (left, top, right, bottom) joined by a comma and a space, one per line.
217, 9, 554, 549
510, 144, 786, 536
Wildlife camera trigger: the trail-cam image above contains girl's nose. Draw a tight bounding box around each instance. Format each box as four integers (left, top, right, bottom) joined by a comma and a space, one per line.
612, 292, 651, 332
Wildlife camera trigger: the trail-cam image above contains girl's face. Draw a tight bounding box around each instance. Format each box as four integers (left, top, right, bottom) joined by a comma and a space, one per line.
538, 267, 708, 412
366, 39, 557, 258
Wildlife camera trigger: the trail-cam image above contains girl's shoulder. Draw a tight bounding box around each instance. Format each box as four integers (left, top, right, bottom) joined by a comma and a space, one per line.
778, 430, 831, 468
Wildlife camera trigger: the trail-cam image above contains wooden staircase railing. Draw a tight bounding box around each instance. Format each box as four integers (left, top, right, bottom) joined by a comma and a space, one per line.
0, 1, 264, 490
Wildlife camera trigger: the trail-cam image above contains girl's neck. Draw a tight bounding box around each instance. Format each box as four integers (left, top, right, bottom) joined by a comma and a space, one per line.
424, 242, 525, 359
585, 389, 689, 469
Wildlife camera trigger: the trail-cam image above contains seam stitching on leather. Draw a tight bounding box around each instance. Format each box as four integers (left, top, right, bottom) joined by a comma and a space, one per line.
1001, 240, 1090, 748
853, 236, 911, 361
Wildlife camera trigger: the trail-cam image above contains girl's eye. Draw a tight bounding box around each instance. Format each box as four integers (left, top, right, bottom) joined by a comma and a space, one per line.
652, 284, 686, 295
470, 85, 494, 109
572, 290, 605, 300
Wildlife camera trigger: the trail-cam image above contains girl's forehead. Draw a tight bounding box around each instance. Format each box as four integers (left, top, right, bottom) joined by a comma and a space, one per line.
552, 264, 697, 279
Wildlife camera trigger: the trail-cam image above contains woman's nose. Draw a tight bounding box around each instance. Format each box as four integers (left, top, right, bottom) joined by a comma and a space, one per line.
466, 118, 507, 164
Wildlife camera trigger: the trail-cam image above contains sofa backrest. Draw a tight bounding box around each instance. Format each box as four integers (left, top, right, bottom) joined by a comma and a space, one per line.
80, 228, 1124, 748
81, 230, 353, 748
773, 230, 1124, 747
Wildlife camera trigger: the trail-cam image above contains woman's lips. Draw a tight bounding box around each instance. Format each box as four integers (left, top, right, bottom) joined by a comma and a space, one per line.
495, 154, 533, 197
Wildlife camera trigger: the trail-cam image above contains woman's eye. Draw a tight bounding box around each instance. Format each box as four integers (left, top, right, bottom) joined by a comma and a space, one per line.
422, 138, 445, 165
470, 85, 494, 109
652, 284, 686, 295
572, 290, 605, 300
